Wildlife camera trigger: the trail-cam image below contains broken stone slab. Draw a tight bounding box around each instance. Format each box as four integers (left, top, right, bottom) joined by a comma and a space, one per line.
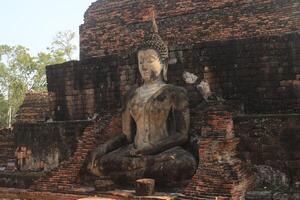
273, 193, 289, 200
136, 178, 155, 196
94, 179, 115, 191
78, 198, 116, 200
291, 193, 300, 200
70, 186, 95, 193
246, 191, 272, 200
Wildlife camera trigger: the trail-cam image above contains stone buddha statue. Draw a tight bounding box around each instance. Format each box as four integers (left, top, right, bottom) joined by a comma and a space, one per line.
88, 14, 196, 186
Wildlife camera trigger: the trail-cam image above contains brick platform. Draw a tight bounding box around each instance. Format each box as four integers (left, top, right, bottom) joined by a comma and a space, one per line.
31, 113, 115, 192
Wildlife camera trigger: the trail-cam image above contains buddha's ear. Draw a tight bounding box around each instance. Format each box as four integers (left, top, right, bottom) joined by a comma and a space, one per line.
163, 63, 168, 81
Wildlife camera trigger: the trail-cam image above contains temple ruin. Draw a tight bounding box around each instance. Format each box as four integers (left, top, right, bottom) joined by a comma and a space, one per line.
0, 0, 299, 199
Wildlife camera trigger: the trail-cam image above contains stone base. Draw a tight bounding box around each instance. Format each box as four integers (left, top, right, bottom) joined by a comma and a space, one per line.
0, 187, 178, 200
0, 187, 88, 200
94, 179, 115, 191
246, 191, 300, 200
0, 171, 44, 189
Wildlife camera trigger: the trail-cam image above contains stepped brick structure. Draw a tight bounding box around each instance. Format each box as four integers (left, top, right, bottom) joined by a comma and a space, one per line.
15, 92, 54, 123
183, 102, 253, 199
31, 113, 121, 192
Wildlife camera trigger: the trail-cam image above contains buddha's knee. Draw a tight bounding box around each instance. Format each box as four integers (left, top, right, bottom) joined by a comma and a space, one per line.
145, 148, 197, 183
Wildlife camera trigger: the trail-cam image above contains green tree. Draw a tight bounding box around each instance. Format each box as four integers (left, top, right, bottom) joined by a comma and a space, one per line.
0, 45, 35, 127
32, 30, 77, 91
0, 30, 77, 127
49, 30, 77, 61
0, 95, 8, 128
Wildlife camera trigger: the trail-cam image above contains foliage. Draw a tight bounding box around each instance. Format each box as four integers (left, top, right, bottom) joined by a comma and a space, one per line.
0, 30, 76, 128
0, 95, 8, 128
49, 30, 77, 61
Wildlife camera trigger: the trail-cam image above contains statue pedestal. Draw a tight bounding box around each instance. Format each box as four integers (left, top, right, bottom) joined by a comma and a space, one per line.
184, 101, 253, 200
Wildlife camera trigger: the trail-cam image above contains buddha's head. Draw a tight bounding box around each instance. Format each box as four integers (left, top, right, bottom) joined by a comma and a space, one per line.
137, 12, 168, 83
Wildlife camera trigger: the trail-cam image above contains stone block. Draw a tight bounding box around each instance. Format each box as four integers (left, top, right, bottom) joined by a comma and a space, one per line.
94, 179, 115, 191
136, 179, 155, 196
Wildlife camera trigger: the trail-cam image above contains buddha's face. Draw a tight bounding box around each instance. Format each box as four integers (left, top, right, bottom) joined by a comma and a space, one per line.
138, 49, 163, 83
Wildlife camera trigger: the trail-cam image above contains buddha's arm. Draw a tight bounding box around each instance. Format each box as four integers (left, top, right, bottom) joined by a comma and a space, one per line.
90, 134, 127, 167
90, 100, 134, 166
122, 101, 135, 143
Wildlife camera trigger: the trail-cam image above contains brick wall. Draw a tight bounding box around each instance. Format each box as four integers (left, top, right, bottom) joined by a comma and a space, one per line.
15, 92, 53, 123
46, 59, 128, 120
80, 0, 299, 59
13, 121, 91, 171
31, 112, 119, 192
0, 128, 14, 168
234, 114, 300, 187
47, 33, 300, 121
183, 102, 253, 200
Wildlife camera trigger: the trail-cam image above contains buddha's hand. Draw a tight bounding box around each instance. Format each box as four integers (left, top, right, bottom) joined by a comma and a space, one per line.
129, 144, 155, 156
129, 148, 142, 157
89, 145, 107, 168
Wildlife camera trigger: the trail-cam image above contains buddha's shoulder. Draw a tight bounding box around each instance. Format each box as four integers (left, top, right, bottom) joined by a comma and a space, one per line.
123, 86, 139, 104
163, 84, 188, 96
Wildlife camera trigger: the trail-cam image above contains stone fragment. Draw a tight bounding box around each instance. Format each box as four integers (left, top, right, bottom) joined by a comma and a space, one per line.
78, 198, 116, 200
273, 193, 289, 200
94, 179, 115, 191
197, 80, 212, 101
182, 71, 198, 84
136, 179, 155, 196
246, 191, 272, 200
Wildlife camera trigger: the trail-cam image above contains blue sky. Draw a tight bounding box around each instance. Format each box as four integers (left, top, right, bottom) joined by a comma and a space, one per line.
0, 0, 95, 59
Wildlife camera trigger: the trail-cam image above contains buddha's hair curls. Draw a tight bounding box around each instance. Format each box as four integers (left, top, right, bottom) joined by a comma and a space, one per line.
138, 12, 168, 62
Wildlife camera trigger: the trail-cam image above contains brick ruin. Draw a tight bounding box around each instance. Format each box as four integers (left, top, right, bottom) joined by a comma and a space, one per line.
15, 92, 54, 123
0, 128, 14, 169
80, 0, 299, 59
0, 0, 300, 199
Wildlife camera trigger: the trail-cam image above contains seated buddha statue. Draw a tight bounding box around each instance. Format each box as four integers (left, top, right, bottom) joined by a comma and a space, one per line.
88, 15, 196, 186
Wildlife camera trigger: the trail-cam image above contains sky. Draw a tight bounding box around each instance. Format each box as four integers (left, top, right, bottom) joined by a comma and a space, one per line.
0, 0, 96, 59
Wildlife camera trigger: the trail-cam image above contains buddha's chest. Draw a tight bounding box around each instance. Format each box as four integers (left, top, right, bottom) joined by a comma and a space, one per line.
129, 88, 172, 122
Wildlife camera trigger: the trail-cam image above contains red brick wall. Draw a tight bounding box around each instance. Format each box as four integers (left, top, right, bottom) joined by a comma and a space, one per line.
46, 59, 129, 120
80, 0, 299, 59
15, 92, 53, 123
0, 128, 14, 168
234, 114, 300, 187
13, 121, 91, 171
47, 33, 300, 121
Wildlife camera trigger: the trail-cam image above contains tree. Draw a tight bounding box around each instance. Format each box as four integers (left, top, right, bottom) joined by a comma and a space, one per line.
31, 30, 77, 91
0, 45, 35, 127
48, 30, 77, 61
0, 94, 8, 128
0, 30, 77, 127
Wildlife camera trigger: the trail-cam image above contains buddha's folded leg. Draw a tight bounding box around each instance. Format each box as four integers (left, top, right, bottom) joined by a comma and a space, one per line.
144, 146, 197, 185
99, 145, 197, 186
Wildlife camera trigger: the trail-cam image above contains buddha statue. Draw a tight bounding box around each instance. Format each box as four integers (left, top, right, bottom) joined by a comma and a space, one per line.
88, 14, 196, 186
